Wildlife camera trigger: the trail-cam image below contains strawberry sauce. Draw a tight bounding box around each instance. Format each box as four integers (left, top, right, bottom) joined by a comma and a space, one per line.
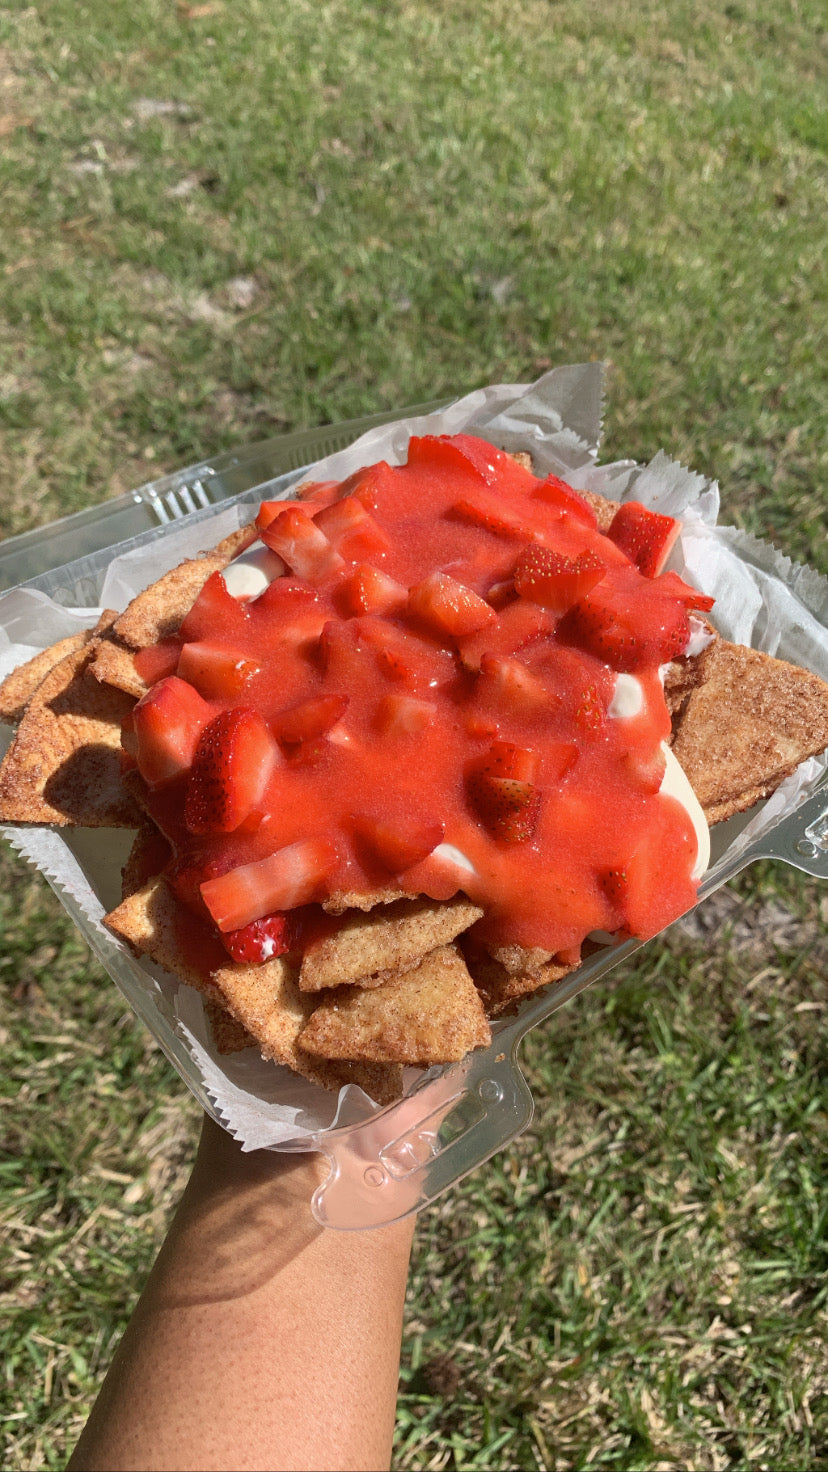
128, 435, 714, 961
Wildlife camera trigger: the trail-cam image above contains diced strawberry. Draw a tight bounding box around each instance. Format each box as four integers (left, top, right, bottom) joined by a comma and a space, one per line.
334, 460, 399, 512
475, 653, 550, 711
201, 836, 340, 931
355, 619, 454, 690
178, 570, 250, 643
295, 480, 341, 510
133, 638, 181, 686
622, 746, 667, 794
479, 740, 540, 782
607, 501, 681, 577
184, 707, 281, 834
559, 576, 691, 672
353, 815, 444, 874
406, 434, 492, 483
130, 676, 213, 787
275, 694, 349, 745
573, 683, 606, 734
532, 475, 598, 528
259, 505, 344, 580
546, 741, 579, 782
166, 853, 235, 921
407, 572, 496, 640
314, 496, 391, 559
655, 570, 716, 612
249, 579, 330, 652
337, 563, 408, 617
220, 911, 294, 965
456, 598, 553, 671
374, 692, 436, 737
466, 770, 541, 844
451, 491, 536, 541
514, 546, 606, 614
177, 641, 260, 699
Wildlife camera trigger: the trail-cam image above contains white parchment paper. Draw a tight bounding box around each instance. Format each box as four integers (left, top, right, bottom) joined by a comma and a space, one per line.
1, 364, 826, 1152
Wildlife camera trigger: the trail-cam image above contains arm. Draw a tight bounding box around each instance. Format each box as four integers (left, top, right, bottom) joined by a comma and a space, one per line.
68, 1116, 415, 1472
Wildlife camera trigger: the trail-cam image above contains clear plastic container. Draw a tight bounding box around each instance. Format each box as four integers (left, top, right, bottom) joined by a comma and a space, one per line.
1, 406, 826, 1231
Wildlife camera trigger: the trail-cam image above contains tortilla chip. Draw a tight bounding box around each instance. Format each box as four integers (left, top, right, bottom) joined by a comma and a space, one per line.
213, 523, 259, 560
105, 876, 228, 996
578, 489, 619, 532
299, 895, 484, 992
113, 553, 228, 648
298, 944, 491, 1064
205, 998, 257, 1054
671, 639, 828, 823
0, 632, 92, 725
89, 638, 149, 700
487, 943, 555, 975
121, 823, 173, 899
469, 953, 575, 1018
0, 646, 141, 827
212, 952, 403, 1101
322, 886, 419, 915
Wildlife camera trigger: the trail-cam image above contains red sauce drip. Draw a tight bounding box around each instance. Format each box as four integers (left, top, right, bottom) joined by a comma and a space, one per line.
136, 436, 708, 958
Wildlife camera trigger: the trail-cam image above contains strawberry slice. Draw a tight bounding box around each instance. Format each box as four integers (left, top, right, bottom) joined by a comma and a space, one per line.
275, 694, 349, 745
314, 496, 390, 559
220, 911, 295, 965
353, 815, 444, 874
514, 546, 606, 614
374, 692, 436, 737
177, 641, 260, 699
466, 770, 541, 844
475, 653, 549, 711
129, 676, 213, 787
451, 490, 536, 541
201, 836, 340, 931
184, 707, 281, 834
407, 572, 496, 640
457, 598, 553, 672
259, 505, 344, 580
532, 475, 598, 527
338, 563, 408, 617
607, 501, 681, 577
178, 570, 250, 643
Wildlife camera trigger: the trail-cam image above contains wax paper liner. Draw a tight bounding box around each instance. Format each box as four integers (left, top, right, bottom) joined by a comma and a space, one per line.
1, 365, 826, 1154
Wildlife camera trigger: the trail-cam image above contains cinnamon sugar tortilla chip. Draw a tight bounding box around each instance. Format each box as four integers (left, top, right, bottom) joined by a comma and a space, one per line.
299, 895, 484, 992
323, 887, 417, 914
121, 823, 173, 899
298, 944, 491, 1064
213, 522, 258, 560
0, 632, 91, 724
105, 876, 228, 997
205, 998, 257, 1055
0, 645, 141, 827
89, 637, 148, 700
671, 639, 828, 824
105, 877, 402, 1101
211, 951, 403, 1101
113, 552, 228, 648
470, 953, 575, 1018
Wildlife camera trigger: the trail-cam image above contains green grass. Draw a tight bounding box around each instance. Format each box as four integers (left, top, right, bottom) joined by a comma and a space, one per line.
1, 1, 826, 1467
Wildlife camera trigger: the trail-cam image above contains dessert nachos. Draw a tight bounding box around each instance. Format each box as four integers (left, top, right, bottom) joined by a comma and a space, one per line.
1, 433, 827, 1106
